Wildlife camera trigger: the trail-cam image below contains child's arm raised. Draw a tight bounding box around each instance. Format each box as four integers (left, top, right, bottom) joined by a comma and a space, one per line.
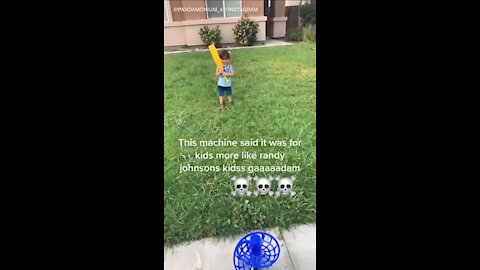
215, 67, 224, 77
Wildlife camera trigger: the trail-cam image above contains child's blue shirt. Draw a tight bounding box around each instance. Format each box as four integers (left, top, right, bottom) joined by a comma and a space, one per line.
218, 64, 232, 87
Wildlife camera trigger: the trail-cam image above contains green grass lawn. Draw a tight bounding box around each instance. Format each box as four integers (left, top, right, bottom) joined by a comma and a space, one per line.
164, 43, 316, 247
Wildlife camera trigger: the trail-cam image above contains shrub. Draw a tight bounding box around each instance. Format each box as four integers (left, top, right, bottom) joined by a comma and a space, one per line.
303, 25, 316, 43
285, 28, 304, 42
199, 25, 222, 46
233, 16, 260, 46
300, 0, 316, 26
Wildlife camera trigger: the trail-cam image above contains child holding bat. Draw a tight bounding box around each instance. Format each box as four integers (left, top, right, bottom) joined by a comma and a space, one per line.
215, 50, 235, 109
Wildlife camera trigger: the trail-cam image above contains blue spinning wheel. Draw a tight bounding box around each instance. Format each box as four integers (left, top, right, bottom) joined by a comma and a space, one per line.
233, 231, 281, 270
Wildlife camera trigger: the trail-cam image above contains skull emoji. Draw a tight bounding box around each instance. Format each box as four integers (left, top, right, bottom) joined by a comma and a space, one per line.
253, 176, 274, 196
275, 176, 296, 197
231, 176, 252, 197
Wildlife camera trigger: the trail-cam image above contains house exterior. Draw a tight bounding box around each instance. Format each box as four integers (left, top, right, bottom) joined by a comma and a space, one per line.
164, 0, 288, 47
284, 0, 305, 32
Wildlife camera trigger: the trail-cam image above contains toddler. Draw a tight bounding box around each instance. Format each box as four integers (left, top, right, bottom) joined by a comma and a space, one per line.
215, 50, 235, 109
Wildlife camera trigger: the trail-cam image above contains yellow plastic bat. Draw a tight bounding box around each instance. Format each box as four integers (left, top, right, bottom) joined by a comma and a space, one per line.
208, 44, 229, 83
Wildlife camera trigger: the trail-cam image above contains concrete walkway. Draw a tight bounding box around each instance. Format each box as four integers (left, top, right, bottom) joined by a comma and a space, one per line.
164, 223, 316, 270
164, 39, 294, 55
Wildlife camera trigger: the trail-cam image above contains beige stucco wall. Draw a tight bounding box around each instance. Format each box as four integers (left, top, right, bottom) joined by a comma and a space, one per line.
164, 0, 267, 47
242, 0, 265, 17
174, 0, 207, 21
164, 16, 267, 47
271, 17, 287, 38
164, 24, 187, 47
271, 0, 286, 17
168, 0, 184, 22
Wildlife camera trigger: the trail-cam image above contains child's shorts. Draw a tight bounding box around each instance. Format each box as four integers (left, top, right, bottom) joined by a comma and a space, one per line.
217, 86, 232, 96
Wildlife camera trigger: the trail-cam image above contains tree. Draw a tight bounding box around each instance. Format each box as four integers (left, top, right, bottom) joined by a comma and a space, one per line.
300, 0, 316, 26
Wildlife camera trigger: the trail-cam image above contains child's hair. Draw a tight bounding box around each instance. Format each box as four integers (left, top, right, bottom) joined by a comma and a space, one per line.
219, 50, 230, 60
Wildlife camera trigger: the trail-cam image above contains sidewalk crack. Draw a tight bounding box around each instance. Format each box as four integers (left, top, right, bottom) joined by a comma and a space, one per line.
279, 228, 296, 270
